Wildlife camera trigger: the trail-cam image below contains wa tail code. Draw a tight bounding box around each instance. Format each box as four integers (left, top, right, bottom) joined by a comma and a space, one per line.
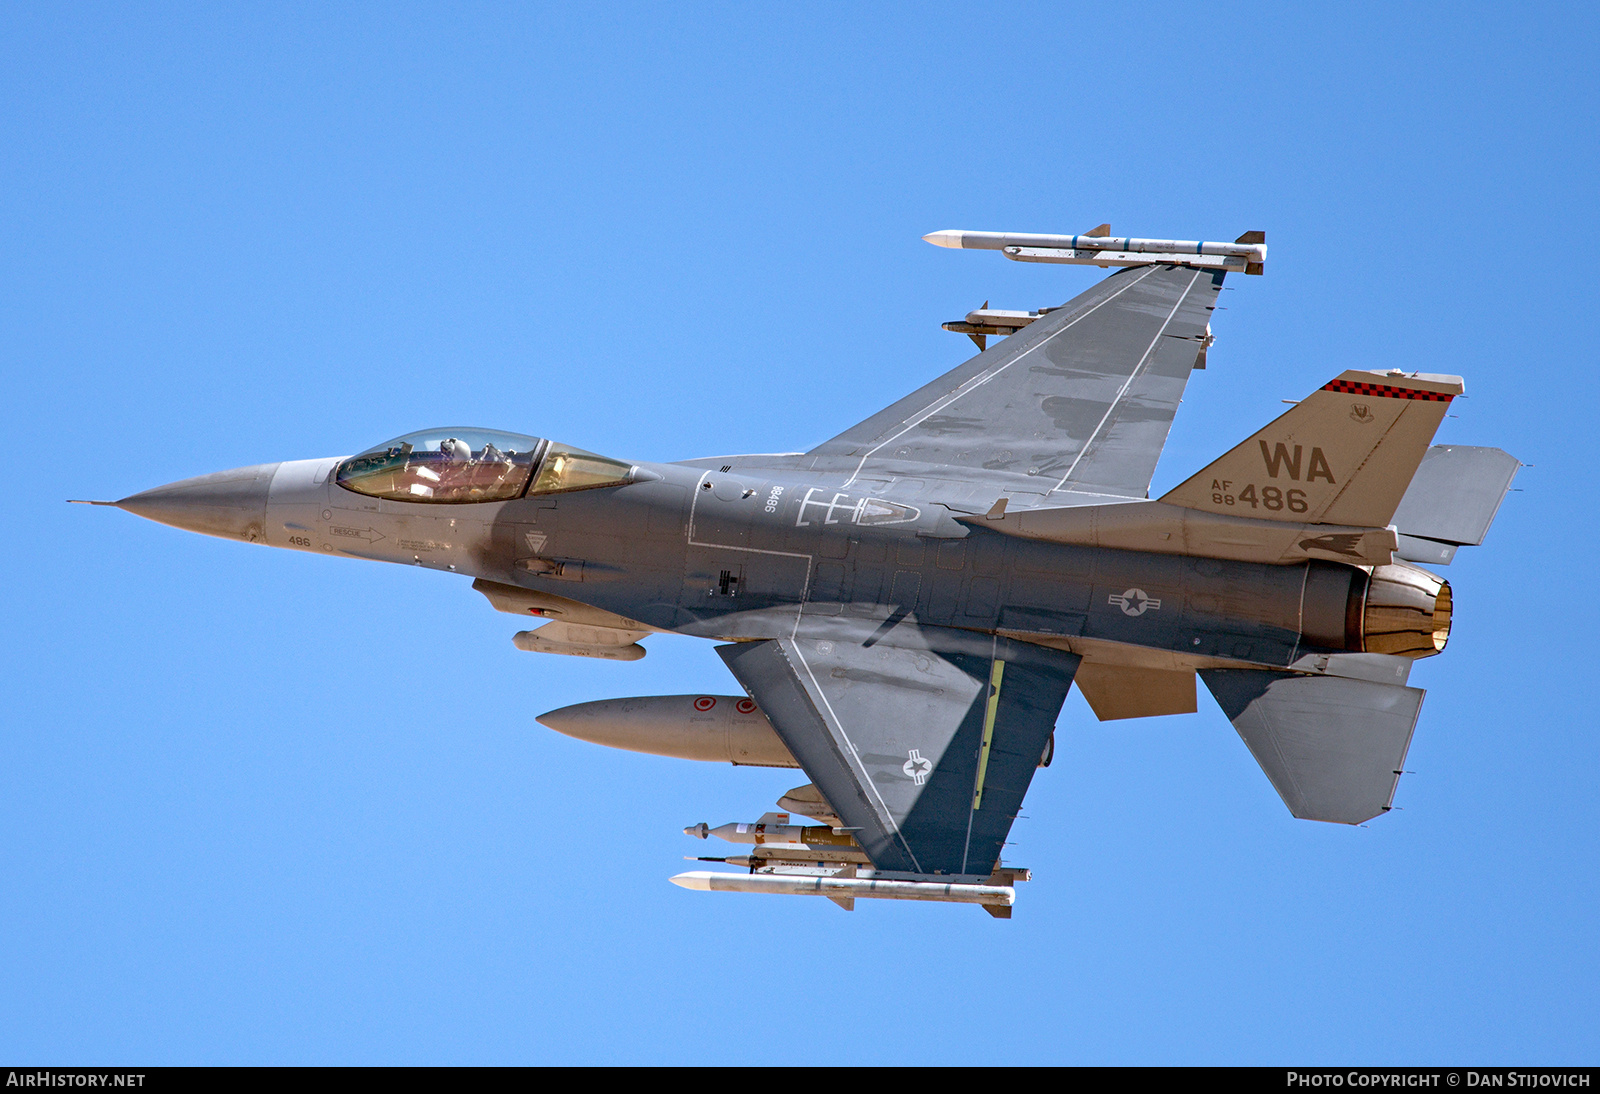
1260, 441, 1336, 483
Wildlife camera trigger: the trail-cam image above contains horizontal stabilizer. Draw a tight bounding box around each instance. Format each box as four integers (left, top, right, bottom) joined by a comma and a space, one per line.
1391, 445, 1520, 565
1200, 670, 1424, 824
1162, 370, 1462, 528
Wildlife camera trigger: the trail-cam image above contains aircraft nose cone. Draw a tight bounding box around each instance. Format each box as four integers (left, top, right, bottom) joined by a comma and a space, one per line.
116, 462, 282, 542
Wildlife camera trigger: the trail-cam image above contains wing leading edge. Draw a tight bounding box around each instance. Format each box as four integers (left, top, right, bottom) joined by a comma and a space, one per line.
806, 264, 1224, 501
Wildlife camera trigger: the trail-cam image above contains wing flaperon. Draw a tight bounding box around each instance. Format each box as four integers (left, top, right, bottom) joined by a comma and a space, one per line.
718, 623, 1079, 878
806, 264, 1224, 501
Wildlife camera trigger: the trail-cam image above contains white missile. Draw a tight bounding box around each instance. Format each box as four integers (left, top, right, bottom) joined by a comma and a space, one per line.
924, 228, 1266, 274
670, 870, 1015, 908
536, 694, 798, 767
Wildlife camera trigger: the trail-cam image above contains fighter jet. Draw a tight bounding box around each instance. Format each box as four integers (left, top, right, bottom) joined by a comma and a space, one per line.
78, 225, 1519, 916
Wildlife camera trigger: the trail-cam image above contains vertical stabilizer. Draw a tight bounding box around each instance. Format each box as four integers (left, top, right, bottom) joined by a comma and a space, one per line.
1161, 370, 1462, 528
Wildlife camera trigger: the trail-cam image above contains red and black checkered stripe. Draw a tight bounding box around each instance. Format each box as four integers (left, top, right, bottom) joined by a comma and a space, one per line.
1321, 378, 1454, 402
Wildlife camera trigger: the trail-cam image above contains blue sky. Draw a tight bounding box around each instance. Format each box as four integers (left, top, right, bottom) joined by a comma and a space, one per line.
3, 2, 1596, 1064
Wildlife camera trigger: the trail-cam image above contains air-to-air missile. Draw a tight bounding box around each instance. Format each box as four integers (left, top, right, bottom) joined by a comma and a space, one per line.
683, 813, 871, 867
673, 812, 1023, 914
669, 869, 1019, 912
923, 224, 1267, 274
684, 814, 859, 846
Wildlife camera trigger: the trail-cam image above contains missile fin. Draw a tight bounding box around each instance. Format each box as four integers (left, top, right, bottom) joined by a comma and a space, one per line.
1084, 223, 1111, 236
1235, 230, 1265, 244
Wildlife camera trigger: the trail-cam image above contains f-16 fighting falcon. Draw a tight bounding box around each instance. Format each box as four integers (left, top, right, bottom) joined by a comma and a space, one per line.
77, 225, 1519, 916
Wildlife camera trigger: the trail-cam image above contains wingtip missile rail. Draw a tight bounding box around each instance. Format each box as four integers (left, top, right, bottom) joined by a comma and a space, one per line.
924, 227, 1267, 274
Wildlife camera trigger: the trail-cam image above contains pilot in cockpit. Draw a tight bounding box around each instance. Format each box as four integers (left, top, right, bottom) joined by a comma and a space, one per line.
336, 427, 632, 504
434, 437, 473, 491
479, 442, 512, 474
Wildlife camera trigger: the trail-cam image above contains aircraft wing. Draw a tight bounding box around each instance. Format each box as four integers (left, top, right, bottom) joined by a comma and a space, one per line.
806, 264, 1224, 501
717, 620, 1079, 878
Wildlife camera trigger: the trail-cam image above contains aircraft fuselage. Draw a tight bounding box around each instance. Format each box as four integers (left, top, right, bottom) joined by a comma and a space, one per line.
128, 453, 1375, 673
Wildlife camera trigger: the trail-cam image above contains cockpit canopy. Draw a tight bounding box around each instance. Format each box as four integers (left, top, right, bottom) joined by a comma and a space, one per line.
334, 428, 636, 504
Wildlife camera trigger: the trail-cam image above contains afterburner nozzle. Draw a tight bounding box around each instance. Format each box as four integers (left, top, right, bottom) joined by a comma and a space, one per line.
1361, 563, 1453, 658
